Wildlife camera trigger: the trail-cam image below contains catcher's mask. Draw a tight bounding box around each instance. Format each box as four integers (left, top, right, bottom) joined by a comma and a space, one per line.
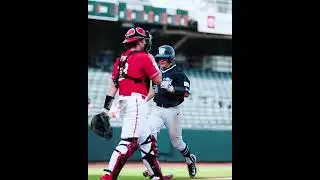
122, 27, 152, 52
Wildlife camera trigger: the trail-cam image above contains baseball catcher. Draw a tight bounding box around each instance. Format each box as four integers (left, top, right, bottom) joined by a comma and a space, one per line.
93, 27, 172, 180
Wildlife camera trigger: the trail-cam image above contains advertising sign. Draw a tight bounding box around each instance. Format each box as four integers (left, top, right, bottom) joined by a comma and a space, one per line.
88, 0, 119, 21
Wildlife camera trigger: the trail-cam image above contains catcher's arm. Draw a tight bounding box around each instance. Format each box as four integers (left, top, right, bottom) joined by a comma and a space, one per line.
103, 80, 118, 111
145, 85, 155, 102
90, 81, 118, 140
108, 81, 118, 97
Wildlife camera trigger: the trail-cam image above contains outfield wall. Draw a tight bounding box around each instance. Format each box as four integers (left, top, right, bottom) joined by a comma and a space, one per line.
88, 128, 232, 162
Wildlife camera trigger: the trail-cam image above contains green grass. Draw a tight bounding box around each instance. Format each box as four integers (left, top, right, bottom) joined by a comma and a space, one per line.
88, 166, 232, 180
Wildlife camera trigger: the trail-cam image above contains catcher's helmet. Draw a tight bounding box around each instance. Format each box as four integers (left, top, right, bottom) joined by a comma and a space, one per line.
155, 45, 175, 62
122, 27, 152, 52
122, 27, 149, 43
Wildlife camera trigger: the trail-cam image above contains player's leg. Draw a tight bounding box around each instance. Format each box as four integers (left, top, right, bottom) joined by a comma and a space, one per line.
164, 106, 197, 178
100, 99, 139, 180
139, 134, 166, 180
142, 106, 166, 178
135, 100, 169, 179
149, 106, 165, 142
101, 138, 139, 180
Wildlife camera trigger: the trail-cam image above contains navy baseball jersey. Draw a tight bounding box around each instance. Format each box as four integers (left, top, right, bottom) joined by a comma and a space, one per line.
152, 64, 190, 107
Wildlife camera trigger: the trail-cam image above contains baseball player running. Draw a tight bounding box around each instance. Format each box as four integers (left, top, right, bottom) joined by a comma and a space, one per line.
143, 45, 197, 178
92, 27, 172, 180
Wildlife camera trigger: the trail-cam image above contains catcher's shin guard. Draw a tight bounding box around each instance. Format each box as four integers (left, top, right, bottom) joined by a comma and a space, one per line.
106, 138, 138, 179
140, 135, 164, 179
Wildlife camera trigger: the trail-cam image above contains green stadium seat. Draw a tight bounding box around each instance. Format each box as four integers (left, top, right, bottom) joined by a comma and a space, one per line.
88, 68, 232, 130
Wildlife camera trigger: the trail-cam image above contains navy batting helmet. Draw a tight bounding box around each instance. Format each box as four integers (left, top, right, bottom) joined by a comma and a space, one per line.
155, 45, 175, 63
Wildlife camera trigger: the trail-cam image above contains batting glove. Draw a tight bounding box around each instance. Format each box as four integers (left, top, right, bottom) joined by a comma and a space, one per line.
160, 80, 171, 88
160, 81, 174, 93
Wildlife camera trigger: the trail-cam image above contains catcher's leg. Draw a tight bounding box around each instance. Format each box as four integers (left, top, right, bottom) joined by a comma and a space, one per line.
102, 138, 138, 180
139, 135, 166, 180
142, 106, 165, 178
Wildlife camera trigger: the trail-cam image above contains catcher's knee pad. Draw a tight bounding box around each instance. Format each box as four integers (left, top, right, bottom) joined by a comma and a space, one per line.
140, 135, 163, 179
110, 138, 138, 179
170, 135, 186, 150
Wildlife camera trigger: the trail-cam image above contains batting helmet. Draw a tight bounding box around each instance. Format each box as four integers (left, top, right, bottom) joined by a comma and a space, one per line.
155, 45, 175, 63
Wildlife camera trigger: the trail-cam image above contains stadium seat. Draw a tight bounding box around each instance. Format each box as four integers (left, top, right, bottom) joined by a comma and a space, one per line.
88, 68, 232, 130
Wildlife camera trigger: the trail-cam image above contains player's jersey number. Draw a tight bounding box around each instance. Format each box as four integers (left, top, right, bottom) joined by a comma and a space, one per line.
119, 56, 129, 81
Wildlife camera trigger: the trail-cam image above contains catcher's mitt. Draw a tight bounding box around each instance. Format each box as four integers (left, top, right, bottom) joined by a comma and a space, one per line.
91, 112, 113, 140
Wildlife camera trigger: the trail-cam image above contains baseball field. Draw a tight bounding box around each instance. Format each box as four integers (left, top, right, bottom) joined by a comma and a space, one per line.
88, 162, 232, 180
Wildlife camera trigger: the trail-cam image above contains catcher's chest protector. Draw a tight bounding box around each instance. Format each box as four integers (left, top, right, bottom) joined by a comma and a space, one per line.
114, 51, 150, 91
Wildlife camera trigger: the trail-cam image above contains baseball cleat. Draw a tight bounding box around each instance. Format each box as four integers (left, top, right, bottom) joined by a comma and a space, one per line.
143, 170, 151, 177
100, 174, 113, 180
187, 154, 197, 178
163, 174, 173, 180
142, 170, 173, 180
150, 174, 173, 180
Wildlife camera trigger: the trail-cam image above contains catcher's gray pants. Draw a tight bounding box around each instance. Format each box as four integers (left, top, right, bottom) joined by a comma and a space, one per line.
149, 104, 186, 151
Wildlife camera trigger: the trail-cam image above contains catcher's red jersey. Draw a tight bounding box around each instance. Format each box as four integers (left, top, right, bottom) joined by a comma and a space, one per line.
112, 49, 159, 96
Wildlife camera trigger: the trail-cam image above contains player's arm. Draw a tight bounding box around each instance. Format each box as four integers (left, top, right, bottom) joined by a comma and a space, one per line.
107, 80, 118, 97
160, 71, 186, 94
152, 74, 162, 85
146, 86, 155, 102
144, 54, 162, 85
183, 75, 191, 97
90, 60, 119, 140
171, 72, 186, 95
102, 59, 120, 113
174, 72, 191, 97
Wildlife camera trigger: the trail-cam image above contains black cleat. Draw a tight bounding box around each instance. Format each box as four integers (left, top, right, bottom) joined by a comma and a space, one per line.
187, 154, 197, 178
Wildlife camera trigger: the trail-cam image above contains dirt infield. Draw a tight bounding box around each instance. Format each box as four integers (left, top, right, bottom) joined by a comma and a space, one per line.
88, 162, 232, 168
